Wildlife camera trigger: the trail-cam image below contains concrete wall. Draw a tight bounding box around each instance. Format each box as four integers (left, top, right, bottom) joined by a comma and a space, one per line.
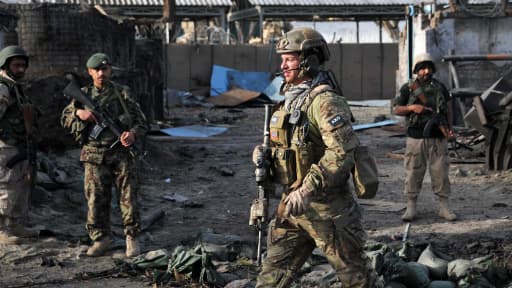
166, 43, 398, 101
398, 16, 512, 92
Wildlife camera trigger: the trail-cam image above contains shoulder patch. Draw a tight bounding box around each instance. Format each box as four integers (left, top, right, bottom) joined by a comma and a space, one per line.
328, 114, 345, 127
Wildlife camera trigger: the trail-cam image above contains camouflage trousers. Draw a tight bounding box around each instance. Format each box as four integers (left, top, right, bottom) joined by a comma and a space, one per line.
0, 144, 31, 220
83, 148, 141, 241
404, 137, 451, 200
256, 190, 373, 288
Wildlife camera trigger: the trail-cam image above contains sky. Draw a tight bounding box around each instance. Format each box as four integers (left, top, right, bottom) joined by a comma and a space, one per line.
292, 21, 400, 43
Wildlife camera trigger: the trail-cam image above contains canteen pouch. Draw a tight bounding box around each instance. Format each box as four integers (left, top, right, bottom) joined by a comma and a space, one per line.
352, 145, 379, 199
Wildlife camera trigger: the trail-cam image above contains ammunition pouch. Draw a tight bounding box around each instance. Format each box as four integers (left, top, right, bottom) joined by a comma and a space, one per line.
269, 110, 290, 146
80, 145, 108, 164
271, 147, 296, 185
89, 123, 106, 140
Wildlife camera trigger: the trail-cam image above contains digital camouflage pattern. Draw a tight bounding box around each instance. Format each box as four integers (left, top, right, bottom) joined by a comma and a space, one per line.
256, 84, 377, 287
0, 70, 33, 221
61, 81, 147, 241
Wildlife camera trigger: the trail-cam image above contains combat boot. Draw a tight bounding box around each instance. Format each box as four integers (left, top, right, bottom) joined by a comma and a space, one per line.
438, 197, 457, 221
125, 235, 140, 257
0, 230, 21, 245
401, 199, 417, 222
86, 238, 112, 257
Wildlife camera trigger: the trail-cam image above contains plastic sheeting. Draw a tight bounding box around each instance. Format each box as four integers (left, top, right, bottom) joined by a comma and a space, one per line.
160, 125, 228, 138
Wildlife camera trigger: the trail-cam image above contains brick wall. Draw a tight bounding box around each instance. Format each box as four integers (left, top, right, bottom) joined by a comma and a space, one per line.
15, 4, 135, 80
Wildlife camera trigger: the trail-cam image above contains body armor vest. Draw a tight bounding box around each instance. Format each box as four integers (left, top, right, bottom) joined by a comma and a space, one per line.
406, 79, 448, 129
269, 85, 331, 189
0, 76, 29, 146
81, 82, 132, 147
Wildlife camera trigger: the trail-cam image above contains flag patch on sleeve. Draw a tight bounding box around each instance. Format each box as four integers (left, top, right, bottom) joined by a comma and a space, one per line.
328, 114, 345, 127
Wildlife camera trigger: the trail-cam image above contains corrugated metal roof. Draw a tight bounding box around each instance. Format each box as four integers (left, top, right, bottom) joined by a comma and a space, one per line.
248, 0, 507, 5
28, 0, 232, 6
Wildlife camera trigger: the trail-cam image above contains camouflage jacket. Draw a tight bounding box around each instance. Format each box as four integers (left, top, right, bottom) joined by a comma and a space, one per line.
271, 82, 359, 195
0, 71, 33, 147
61, 81, 148, 160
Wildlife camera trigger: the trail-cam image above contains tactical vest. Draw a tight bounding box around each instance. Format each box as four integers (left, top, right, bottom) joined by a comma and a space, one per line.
406, 79, 448, 129
81, 81, 133, 147
269, 84, 332, 190
0, 76, 29, 146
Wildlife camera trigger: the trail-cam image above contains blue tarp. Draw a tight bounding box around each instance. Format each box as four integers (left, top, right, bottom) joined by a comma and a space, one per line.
210, 65, 271, 97
160, 125, 228, 138
262, 76, 285, 103
210, 65, 235, 96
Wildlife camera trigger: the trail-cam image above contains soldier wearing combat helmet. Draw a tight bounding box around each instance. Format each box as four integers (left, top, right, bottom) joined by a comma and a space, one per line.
252, 27, 381, 288
393, 52, 457, 222
0, 45, 39, 244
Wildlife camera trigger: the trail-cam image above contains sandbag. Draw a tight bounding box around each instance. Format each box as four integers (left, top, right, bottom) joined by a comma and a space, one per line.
447, 257, 489, 280
429, 280, 456, 288
385, 260, 431, 288
418, 244, 449, 279
384, 281, 407, 288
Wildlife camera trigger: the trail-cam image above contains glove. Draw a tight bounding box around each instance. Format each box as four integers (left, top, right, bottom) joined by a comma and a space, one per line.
252, 145, 266, 166
283, 186, 313, 217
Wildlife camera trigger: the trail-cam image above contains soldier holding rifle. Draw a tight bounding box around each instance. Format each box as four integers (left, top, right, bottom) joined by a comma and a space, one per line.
250, 27, 380, 288
61, 53, 148, 257
393, 53, 457, 222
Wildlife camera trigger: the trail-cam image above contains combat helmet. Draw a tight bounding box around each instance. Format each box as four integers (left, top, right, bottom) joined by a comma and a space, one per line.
413, 52, 436, 74
0, 45, 28, 69
276, 27, 330, 77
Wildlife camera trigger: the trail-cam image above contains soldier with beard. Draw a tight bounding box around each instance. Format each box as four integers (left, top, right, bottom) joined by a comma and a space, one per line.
393, 53, 457, 222
0, 45, 38, 244
252, 27, 381, 288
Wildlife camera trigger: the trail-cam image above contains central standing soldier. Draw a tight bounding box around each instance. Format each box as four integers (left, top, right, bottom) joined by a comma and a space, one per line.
252, 27, 380, 288
61, 53, 148, 257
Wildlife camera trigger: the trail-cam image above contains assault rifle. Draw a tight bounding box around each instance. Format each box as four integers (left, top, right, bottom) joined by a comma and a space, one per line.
63, 76, 144, 157
249, 104, 272, 266
23, 104, 36, 187
413, 90, 473, 155
5, 89, 36, 187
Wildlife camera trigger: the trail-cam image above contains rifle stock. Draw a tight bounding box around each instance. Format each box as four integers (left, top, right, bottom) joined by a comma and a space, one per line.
250, 104, 272, 266
63, 76, 144, 157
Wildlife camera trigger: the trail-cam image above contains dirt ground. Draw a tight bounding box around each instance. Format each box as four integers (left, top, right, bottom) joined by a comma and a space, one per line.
1, 105, 511, 288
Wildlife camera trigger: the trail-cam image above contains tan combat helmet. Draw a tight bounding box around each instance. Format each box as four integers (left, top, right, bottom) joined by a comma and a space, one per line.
413, 52, 436, 74
0, 45, 28, 70
276, 27, 330, 77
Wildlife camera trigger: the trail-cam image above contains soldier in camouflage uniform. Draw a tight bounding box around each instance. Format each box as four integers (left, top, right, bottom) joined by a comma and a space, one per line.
393, 53, 457, 222
252, 28, 379, 288
61, 53, 148, 257
0, 45, 39, 245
